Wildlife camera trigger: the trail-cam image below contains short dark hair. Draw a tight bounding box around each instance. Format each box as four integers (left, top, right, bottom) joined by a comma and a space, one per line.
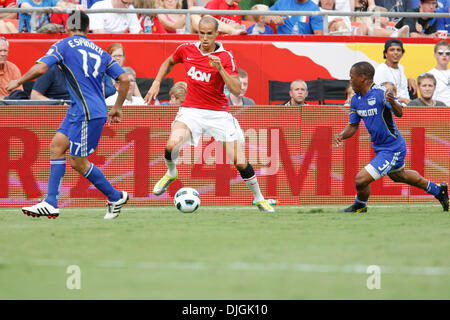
351, 61, 375, 80
199, 16, 219, 31
67, 10, 90, 33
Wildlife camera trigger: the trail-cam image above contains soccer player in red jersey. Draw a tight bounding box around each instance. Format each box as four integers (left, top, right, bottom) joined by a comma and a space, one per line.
144, 16, 274, 212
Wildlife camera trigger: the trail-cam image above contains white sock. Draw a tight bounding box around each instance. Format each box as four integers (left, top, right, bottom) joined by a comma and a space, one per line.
165, 159, 177, 178
245, 176, 264, 202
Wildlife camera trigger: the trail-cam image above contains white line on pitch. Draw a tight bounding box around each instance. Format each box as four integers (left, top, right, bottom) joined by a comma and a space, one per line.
0, 258, 449, 276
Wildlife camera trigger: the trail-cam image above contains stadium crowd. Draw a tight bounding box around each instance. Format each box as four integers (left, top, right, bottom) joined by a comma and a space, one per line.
0, 1, 448, 106
0, 0, 448, 36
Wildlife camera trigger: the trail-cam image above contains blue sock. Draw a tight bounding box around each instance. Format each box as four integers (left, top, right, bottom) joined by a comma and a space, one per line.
425, 181, 440, 196
353, 195, 367, 208
45, 158, 66, 208
83, 163, 121, 202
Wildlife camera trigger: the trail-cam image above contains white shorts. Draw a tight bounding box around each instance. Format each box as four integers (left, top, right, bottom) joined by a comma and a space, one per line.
172, 107, 245, 146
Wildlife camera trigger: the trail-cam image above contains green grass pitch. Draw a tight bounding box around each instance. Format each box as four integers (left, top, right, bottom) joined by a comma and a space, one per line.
0, 204, 449, 300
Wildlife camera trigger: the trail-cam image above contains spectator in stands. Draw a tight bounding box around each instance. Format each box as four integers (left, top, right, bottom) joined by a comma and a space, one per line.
356, 0, 375, 11
162, 81, 187, 105
30, 64, 70, 100
436, 0, 450, 33
0, 36, 23, 99
374, 38, 416, 105
427, 40, 450, 106
269, 0, 323, 35
17, 0, 83, 33
190, 0, 248, 35
227, 69, 256, 105
344, 82, 354, 106
106, 67, 146, 106
319, 0, 352, 35
89, 0, 142, 33
240, 0, 278, 21
0, 0, 19, 33
407, 73, 446, 106
395, 0, 439, 37
283, 79, 308, 106
135, 0, 157, 33
154, 0, 186, 33
103, 43, 143, 99
357, 6, 410, 37
246, 4, 274, 34
51, 0, 100, 30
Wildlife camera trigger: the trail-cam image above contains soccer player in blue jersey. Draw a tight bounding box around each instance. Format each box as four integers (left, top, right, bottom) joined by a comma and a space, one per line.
333, 61, 448, 213
6, 11, 131, 219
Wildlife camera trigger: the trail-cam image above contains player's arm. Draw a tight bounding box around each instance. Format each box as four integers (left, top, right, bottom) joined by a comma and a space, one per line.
5, 62, 49, 93
333, 123, 359, 147
385, 90, 403, 118
209, 55, 241, 97
144, 55, 177, 104
108, 72, 130, 125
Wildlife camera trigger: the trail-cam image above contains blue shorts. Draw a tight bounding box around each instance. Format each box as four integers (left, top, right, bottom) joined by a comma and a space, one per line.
58, 117, 106, 157
365, 149, 407, 180
57, 113, 71, 137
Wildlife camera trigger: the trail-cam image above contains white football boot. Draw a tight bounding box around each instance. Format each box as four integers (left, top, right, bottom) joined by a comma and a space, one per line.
104, 191, 129, 220
22, 201, 60, 219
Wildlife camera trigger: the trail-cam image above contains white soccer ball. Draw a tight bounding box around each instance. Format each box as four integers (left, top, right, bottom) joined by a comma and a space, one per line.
174, 187, 201, 213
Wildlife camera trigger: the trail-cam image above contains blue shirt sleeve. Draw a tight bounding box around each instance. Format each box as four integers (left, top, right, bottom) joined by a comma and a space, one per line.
104, 55, 125, 80
38, 41, 64, 68
349, 97, 361, 124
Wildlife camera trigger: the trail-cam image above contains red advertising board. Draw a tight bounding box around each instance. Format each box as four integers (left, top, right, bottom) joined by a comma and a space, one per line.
1, 105, 448, 207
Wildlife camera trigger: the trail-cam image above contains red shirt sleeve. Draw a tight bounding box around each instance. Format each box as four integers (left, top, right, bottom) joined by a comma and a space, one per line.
172, 44, 185, 64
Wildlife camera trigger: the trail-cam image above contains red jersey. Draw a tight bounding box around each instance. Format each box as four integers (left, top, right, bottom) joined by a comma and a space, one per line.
172, 42, 238, 112
205, 0, 242, 25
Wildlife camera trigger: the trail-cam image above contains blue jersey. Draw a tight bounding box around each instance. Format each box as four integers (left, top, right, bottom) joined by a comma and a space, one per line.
349, 84, 406, 153
38, 35, 124, 122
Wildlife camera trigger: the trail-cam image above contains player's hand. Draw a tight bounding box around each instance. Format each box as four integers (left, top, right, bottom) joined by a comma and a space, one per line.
107, 106, 123, 125
5, 80, 20, 92
385, 89, 396, 105
144, 81, 160, 104
332, 133, 344, 147
209, 55, 223, 71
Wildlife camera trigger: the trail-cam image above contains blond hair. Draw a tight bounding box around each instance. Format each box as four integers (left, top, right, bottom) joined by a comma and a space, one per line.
169, 81, 187, 100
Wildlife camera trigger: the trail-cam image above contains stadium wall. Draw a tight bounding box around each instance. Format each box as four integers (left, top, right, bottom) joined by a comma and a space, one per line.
1, 105, 449, 207
4, 34, 443, 105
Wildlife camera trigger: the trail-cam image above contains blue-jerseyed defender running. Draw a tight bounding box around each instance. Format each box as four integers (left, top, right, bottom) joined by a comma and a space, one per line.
333, 61, 448, 213
6, 11, 131, 219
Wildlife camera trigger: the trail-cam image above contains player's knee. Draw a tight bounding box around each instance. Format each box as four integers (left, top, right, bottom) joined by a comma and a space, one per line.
355, 175, 371, 189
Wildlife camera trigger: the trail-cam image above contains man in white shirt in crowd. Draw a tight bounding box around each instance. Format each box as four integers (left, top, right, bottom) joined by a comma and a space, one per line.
106, 67, 146, 105
374, 38, 417, 105
89, 0, 142, 33
427, 40, 450, 106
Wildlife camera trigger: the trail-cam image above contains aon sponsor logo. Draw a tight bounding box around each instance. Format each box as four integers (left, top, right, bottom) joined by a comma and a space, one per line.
187, 66, 211, 82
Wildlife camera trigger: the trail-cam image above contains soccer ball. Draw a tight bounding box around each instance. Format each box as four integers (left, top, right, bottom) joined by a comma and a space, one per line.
174, 187, 201, 213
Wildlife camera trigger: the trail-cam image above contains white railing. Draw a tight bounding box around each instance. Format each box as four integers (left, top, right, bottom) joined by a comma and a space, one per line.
1, 8, 449, 34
